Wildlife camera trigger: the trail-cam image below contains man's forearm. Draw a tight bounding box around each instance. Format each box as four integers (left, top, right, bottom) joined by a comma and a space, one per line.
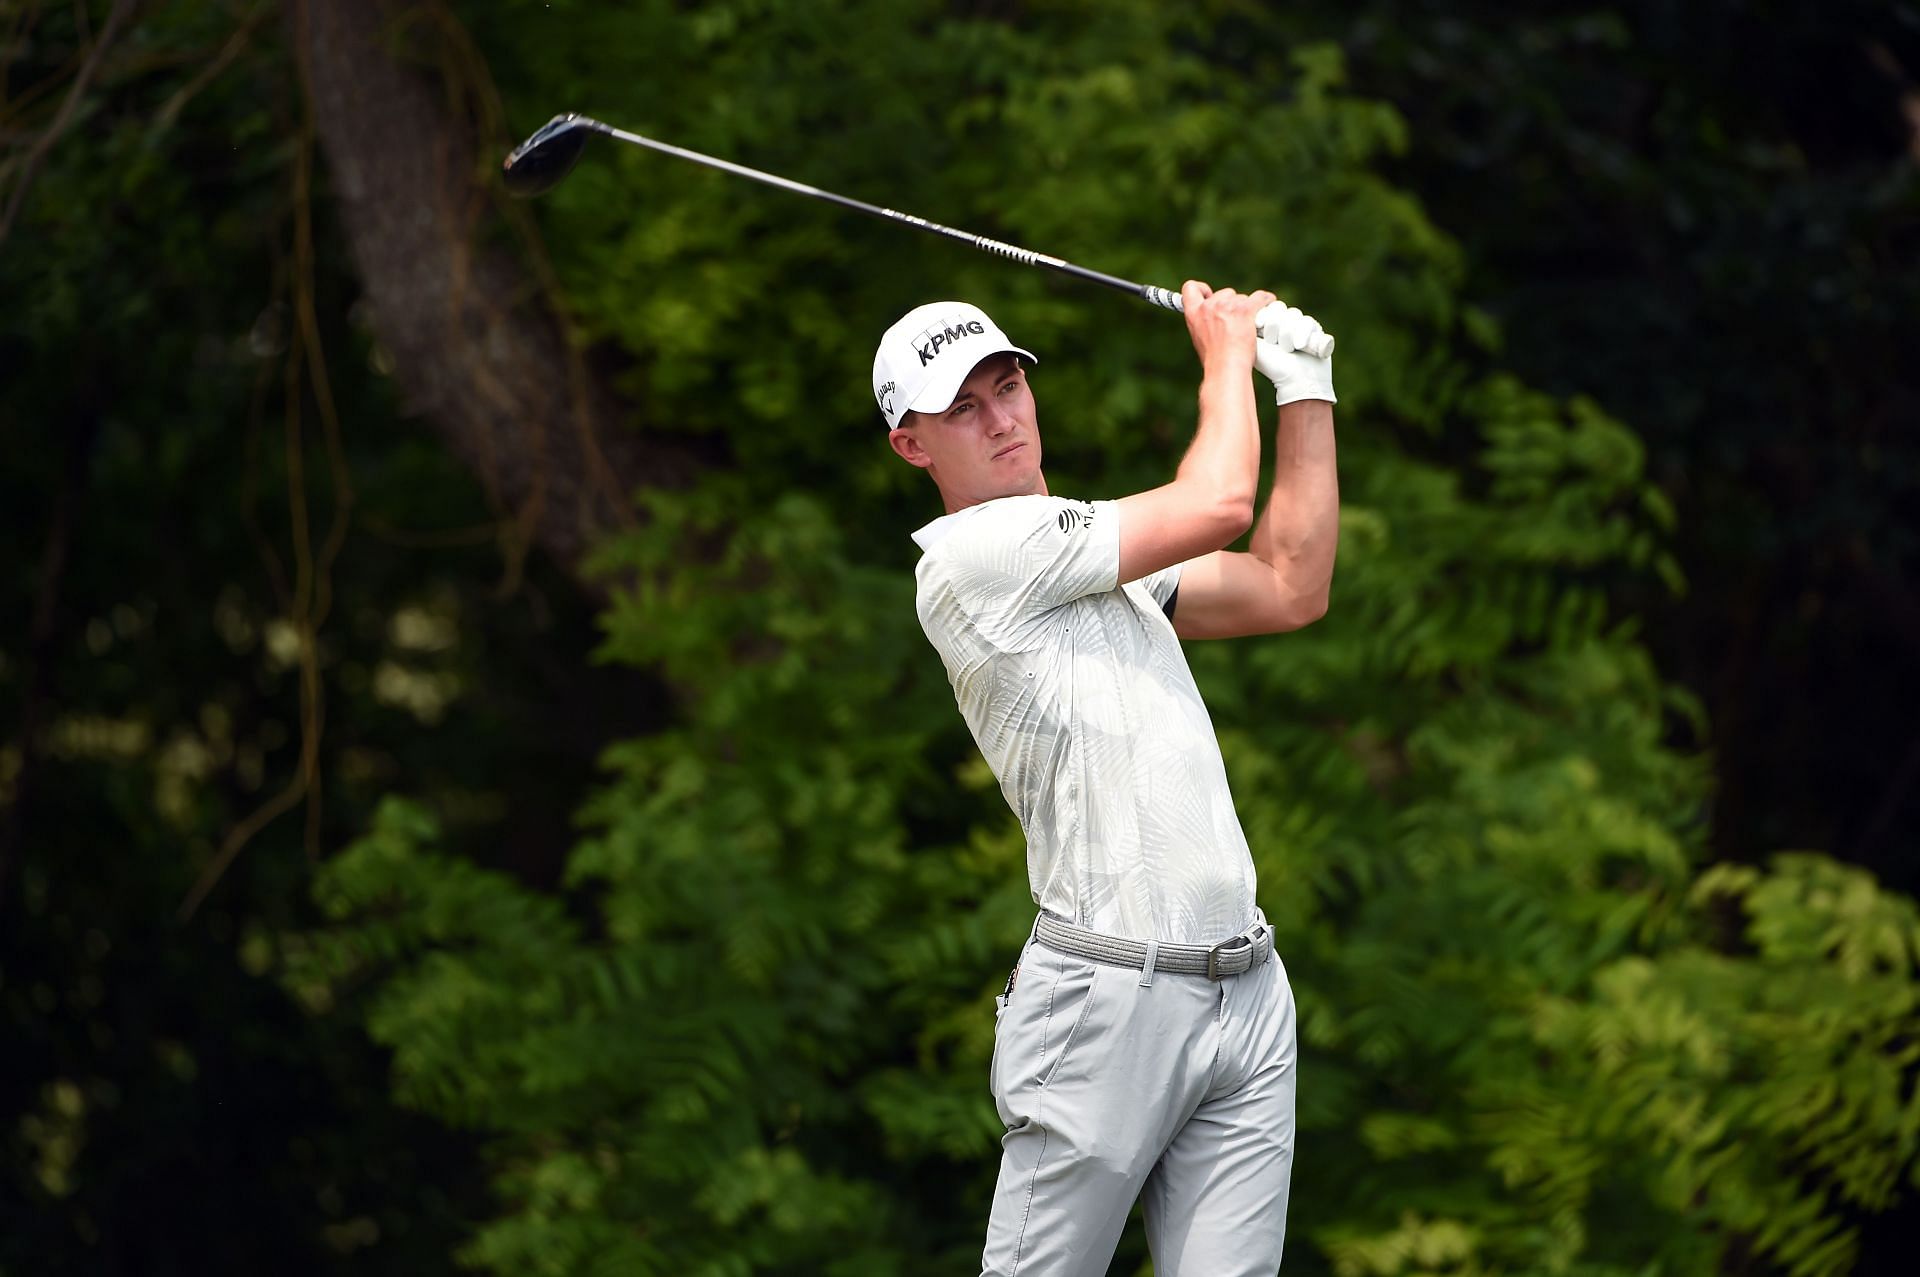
1249, 399, 1338, 595
1175, 364, 1262, 516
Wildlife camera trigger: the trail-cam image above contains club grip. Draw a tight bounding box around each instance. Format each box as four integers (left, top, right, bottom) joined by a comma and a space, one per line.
1143, 285, 1336, 358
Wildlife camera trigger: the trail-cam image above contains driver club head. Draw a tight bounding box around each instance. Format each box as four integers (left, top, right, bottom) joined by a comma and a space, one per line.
502, 113, 599, 197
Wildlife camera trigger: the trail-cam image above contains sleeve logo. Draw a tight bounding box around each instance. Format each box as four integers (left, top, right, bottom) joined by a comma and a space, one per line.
1056, 502, 1095, 534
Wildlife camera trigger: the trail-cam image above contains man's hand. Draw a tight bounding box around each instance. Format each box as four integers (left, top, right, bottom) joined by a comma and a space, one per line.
1253, 302, 1336, 406
1182, 279, 1277, 374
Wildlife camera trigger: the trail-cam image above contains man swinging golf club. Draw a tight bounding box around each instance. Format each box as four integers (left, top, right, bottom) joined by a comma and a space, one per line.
876, 280, 1338, 1276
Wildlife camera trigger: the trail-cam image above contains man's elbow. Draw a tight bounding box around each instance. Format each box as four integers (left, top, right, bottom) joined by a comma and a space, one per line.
1163, 476, 1256, 552
1277, 586, 1330, 631
1216, 494, 1257, 545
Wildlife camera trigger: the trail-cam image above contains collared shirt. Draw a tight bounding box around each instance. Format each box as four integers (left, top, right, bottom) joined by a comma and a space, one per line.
911, 494, 1256, 943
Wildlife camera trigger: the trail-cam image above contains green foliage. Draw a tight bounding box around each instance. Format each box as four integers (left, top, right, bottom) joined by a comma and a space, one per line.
1, 3, 549, 1269
7, 1, 1912, 1275
1305, 0, 1920, 875
290, 7, 1920, 1275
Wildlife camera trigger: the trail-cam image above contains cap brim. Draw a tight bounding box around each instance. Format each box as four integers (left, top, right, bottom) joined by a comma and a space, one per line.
902, 344, 1039, 420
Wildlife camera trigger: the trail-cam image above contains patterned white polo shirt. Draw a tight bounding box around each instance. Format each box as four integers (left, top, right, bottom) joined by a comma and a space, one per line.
911, 494, 1257, 944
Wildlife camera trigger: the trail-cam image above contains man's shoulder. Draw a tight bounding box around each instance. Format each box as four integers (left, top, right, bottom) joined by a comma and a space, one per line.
915, 494, 1087, 563
912, 498, 1053, 629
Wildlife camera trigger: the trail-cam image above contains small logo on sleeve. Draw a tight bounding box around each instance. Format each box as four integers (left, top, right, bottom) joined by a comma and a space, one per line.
1056, 502, 1095, 534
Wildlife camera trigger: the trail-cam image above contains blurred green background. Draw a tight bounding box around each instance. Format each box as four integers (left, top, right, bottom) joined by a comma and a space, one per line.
3, 1, 1917, 1273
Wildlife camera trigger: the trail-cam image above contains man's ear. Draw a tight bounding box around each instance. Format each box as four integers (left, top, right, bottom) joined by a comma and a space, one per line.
888, 424, 934, 470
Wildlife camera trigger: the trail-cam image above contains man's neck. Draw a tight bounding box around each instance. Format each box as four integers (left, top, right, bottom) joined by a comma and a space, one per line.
940, 472, 1050, 515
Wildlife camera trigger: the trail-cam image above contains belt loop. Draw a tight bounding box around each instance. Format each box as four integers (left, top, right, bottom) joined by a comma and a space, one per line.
1139, 939, 1159, 987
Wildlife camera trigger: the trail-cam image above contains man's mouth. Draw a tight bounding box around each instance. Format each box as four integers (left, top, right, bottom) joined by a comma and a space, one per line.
993, 442, 1025, 459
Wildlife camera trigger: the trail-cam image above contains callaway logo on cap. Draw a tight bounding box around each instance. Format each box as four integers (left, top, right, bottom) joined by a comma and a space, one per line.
872, 301, 1037, 431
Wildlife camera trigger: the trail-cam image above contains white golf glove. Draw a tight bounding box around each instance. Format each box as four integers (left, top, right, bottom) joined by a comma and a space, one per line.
1253, 301, 1336, 406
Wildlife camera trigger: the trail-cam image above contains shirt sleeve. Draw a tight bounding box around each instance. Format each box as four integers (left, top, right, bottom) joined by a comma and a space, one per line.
1139, 562, 1184, 620
934, 495, 1120, 627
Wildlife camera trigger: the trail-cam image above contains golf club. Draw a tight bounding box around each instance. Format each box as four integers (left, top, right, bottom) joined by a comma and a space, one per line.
502, 113, 1334, 358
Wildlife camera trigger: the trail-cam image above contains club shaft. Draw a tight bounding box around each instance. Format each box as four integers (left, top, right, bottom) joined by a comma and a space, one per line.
589, 120, 1185, 314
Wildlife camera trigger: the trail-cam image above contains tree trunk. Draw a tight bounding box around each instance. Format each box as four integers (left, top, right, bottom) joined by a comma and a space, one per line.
293, 0, 710, 582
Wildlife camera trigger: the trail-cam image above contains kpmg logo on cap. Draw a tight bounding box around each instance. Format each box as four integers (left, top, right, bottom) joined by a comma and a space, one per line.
916, 318, 987, 366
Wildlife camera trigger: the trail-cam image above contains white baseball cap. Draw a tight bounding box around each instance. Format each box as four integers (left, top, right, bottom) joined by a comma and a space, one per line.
872, 301, 1037, 431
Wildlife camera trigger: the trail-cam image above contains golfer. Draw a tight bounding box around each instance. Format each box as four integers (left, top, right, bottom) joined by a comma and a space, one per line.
874, 280, 1339, 1276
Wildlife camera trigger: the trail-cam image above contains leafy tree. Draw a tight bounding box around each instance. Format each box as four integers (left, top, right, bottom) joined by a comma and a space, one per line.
7, 1, 1914, 1273
0, 2, 618, 1268
1309, 0, 1920, 887
284, 3, 1920, 1274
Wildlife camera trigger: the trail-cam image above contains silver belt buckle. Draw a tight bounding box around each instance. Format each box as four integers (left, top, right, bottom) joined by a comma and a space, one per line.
1207, 920, 1271, 980
1206, 936, 1247, 980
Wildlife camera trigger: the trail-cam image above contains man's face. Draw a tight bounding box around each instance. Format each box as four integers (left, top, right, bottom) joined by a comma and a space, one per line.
888, 353, 1044, 510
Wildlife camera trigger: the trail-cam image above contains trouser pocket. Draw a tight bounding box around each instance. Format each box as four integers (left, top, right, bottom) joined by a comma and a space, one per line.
991, 944, 1104, 1126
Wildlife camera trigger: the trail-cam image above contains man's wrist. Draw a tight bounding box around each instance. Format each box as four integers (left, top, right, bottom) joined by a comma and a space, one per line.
1200, 362, 1255, 394
1276, 397, 1336, 423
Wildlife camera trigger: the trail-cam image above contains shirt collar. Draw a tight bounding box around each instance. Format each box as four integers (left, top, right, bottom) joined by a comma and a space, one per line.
910, 501, 996, 552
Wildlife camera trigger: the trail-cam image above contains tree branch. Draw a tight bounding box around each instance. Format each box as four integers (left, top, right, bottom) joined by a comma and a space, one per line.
293, 0, 714, 586
0, 0, 138, 245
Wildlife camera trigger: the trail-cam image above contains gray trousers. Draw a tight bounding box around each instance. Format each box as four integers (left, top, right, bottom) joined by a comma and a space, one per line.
980, 928, 1298, 1276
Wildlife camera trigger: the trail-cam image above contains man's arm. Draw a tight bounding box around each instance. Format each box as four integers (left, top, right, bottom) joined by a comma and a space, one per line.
1113, 280, 1274, 584
1170, 394, 1339, 640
